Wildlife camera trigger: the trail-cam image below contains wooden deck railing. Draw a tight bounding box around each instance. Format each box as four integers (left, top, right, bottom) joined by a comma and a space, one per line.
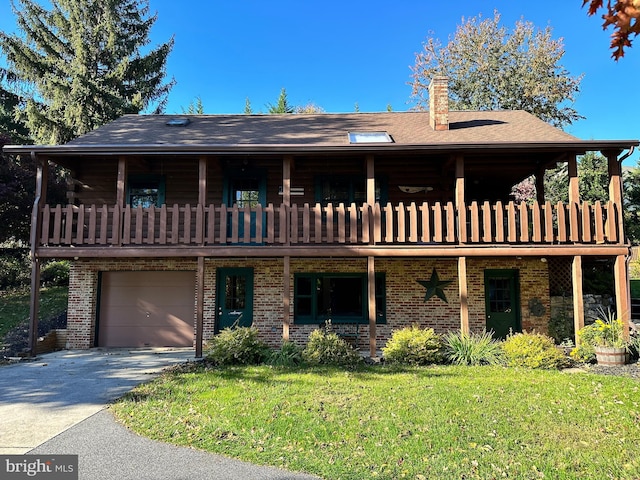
38, 200, 622, 247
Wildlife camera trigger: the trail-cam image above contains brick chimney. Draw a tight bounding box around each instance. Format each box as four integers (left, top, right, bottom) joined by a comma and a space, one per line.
429, 76, 449, 131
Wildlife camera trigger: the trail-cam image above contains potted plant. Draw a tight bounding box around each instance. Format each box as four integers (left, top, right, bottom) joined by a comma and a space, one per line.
584, 307, 628, 365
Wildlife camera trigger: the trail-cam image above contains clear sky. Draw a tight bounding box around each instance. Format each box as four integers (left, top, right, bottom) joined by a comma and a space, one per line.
1, 1, 638, 164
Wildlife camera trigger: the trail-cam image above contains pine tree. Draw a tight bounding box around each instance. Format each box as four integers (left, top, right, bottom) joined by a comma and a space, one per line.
266, 88, 294, 114
0, 0, 174, 144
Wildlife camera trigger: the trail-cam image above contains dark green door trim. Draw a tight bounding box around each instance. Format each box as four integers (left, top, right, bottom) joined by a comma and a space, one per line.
484, 269, 521, 339
216, 267, 254, 332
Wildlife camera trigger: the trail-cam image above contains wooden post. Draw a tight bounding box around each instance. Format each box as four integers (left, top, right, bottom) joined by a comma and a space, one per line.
567, 154, 579, 205
195, 256, 205, 358
455, 155, 466, 243
366, 155, 375, 205
28, 154, 48, 356
535, 167, 545, 205
572, 256, 584, 345
283, 255, 290, 342
283, 156, 291, 246
198, 156, 208, 206
368, 256, 377, 358
116, 157, 127, 208
614, 254, 631, 338
458, 256, 469, 334
366, 154, 375, 246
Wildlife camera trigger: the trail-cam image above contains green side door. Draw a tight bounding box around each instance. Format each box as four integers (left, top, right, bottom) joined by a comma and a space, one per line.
484, 269, 520, 339
216, 268, 254, 331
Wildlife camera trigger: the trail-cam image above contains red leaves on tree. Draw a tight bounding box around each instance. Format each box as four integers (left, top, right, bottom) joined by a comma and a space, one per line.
583, 0, 640, 59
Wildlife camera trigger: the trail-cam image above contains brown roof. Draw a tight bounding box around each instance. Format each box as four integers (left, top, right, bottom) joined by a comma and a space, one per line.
67, 110, 578, 146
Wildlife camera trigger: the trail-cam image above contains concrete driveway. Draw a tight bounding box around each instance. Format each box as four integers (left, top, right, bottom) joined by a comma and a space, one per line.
0, 348, 320, 479
0, 348, 196, 454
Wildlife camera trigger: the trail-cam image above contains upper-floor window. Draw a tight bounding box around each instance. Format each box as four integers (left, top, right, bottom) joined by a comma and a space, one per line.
127, 175, 166, 208
315, 176, 386, 205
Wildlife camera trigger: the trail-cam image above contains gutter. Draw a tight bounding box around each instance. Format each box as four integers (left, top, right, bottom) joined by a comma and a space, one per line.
2, 140, 639, 157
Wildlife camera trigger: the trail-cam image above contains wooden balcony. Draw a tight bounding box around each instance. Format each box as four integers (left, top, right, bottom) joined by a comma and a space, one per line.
36, 200, 624, 257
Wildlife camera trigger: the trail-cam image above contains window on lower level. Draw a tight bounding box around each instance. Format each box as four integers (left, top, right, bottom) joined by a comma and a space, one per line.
127, 175, 166, 208
294, 272, 386, 324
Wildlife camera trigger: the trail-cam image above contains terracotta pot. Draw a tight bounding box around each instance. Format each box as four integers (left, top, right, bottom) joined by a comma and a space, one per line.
595, 346, 627, 366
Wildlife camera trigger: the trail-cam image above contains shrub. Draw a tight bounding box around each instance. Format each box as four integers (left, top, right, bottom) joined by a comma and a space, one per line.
41, 260, 70, 286
502, 332, 569, 369
0, 251, 30, 289
547, 313, 575, 345
302, 328, 362, 368
267, 341, 303, 367
205, 327, 270, 365
443, 330, 504, 366
382, 325, 443, 365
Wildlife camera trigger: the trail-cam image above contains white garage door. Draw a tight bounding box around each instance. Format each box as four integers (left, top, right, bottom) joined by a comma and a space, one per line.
97, 271, 196, 348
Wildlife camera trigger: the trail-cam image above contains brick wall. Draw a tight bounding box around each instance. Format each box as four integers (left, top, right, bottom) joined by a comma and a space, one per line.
66, 255, 550, 351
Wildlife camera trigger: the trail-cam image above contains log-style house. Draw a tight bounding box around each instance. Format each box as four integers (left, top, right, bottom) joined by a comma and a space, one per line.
5, 78, 638, 357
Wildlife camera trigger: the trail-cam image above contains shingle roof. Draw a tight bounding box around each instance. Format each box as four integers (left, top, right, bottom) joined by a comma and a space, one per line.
66, 110, 579, 146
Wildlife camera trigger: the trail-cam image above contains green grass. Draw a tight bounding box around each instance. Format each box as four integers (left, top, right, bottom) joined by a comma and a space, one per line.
0, 286, 68, 339
112, 365, 640, 479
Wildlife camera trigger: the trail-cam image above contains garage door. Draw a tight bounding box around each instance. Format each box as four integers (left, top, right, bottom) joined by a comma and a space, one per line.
97, 271, 196, 348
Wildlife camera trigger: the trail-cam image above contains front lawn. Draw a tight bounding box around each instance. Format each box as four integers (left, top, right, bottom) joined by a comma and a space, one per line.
112, 364, 640, 479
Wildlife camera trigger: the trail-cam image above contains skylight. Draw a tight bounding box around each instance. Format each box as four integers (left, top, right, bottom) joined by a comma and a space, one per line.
348, 132, 393, 143
165, 118, 191, 127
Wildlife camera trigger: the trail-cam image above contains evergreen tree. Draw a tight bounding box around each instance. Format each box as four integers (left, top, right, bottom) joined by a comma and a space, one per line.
244, 97, 252, 114
266, 88, 294, 114
181, 96, 204, 114
0, 0, 174, 144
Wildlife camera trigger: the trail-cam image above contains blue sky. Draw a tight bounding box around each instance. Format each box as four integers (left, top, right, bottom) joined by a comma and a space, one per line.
1, 1, 639, 164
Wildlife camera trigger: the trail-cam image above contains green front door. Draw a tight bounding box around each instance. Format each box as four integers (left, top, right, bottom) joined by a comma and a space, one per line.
216, 268, 254, 331
484, 269, 520, 339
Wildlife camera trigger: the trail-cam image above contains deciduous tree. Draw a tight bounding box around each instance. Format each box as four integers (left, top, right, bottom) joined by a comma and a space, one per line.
410, 11, 582, 128
0, 0, 174, 145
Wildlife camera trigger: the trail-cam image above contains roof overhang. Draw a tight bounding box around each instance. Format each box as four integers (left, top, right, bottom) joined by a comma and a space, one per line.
3, 140, 638, 158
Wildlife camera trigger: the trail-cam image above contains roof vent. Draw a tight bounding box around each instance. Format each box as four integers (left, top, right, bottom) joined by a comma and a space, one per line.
165, 118, 191, 127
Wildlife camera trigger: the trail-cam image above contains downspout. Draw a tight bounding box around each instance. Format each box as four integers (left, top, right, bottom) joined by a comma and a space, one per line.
28, 151, 43, 356
620, 146, 637, 334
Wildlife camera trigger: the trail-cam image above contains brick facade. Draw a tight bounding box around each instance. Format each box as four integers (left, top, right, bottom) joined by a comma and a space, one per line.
66, 256, 550, 351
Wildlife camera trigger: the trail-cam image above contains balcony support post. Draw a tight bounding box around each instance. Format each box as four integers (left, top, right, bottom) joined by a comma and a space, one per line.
195, 256, 205, 358
614, 254, 631, 339
571, 255, 585, 345
458, 256, 469, 334
367, 256, 377, 358
283, 255, 290, 342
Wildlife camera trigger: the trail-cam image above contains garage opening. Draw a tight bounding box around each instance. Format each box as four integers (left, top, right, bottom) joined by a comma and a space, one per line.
97, 271, 196, 347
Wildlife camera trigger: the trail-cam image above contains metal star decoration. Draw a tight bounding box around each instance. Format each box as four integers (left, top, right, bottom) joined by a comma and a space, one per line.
417, 268, 453, 303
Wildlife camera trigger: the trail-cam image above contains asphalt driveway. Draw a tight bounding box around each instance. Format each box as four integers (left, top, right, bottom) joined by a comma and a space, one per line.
0, 348, 318, 479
